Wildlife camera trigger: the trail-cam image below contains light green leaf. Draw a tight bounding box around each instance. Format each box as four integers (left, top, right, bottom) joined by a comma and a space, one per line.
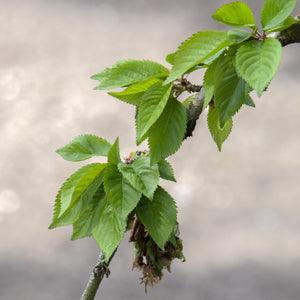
149, 96, 187, 165
107, 137, 121, 165
91, 59, 132, 81
207, 106, 233, 151
92, 196, 127, 262
166, 53, 175, 65
214, 64, 248, 127
265, 16, 298, 33
49, 163, 102, 226
136, 81, 172, 144
136, 186, 177, 250
118, 157, 159, 200
49, 163, 106, 228
261, 0, 297, 32
104, 163, 141, 219
212, 1, 256, 28
108, 78, 161, 106
165, 31, 231, 84
92, 60, 169, 90
56, 135, 112, 162
71, 184, 106, 240
235, 38, 282, 97
227, 29, 253, 43
157, 159, 176, 182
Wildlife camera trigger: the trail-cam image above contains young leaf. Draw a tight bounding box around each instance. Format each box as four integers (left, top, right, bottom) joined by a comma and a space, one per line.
136, 186, 177, 250
56, 135, 112, 162
71, 184, 106, 240
92, 60, 169, 90
227, 29, 253, 43
118, 157, 159, 200
165, 31, 230, 84
136, 81, 172, 144
214, 64, 248, 127
235, 38, 282, 97
108, 78, 161, 106
92, 196, 127, 262
166, 53, 175, 65
261, 0, 298, 32
157, 159, 176, 182
212, 1, 256, 28
49, 163, 106, 228
107, 137, 121, 165
207, 106, 233, 151
104, 163, 141, 219
149, 96, 187, 165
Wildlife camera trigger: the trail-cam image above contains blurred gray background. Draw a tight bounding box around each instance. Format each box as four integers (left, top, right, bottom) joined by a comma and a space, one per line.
1, 0, 300, 299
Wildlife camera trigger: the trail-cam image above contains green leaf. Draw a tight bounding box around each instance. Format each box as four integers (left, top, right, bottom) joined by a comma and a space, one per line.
157, 159, 176, 182
244, 94, 255, 107
92, 60, 169, 90
136, 186, 177, 250
56, 135, 112, 162
166, 53, 175, 65
107, 137, 121, 165
207, 106, 233, 151
91, 59, 131, 81
118, 157, 159, 200
149, 96, 187, 165
71, 184, 106, 240
108, 78, 161, 106
214, 64, 248, 127
212, 1, 256, 28
235, 38, 282, 97
261, 0, 298, 32
136, 81, 172, 144
92, 196, 127, 262
265, 16, 298, 33
203, 52, 233, 112
49, 163, 106, 228
104, 163, 141, 219
165, 31, 231, 84
227, 29, 253, 43
49, 163, 102, 226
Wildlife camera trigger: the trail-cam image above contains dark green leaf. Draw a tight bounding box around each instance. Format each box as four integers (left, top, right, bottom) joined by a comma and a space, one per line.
136, 186, 177, 250
136, 81, 172, 144
157, 159, 176, 182
107, 137, 121, 165
214, 64, 248, 127
104, 163, 141, 219
149, 96, 187, 165
71, 184, 106, 240
56, 135, 112, 162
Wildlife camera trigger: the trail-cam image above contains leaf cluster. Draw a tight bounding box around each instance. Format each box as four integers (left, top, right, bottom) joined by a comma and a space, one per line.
50, 135, 178, 262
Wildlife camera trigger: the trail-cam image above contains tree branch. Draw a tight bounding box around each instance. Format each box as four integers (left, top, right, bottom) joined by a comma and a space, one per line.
80, 251, 116, 300
271, 14, 300, 47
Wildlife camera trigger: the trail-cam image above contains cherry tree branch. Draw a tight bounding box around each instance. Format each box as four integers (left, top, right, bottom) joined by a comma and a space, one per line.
80, 251, 115, 300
